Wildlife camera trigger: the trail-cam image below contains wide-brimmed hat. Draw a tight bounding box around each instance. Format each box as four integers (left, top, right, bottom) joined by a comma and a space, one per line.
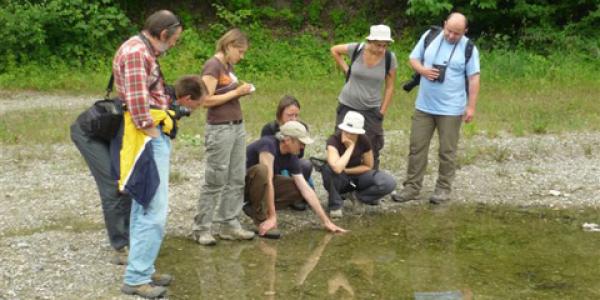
365, 24, 394, 42
279, 121, 314, 145
338, 111, 365, 135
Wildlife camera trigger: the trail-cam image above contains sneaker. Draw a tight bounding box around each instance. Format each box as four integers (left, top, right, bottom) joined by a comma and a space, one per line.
193, 230, 217, 246
329, 209, 343, 219
151, 273, 173, 286
429, 189, 451, 205
121, 283, 167, 298
111, 246, 128, 265
391, 189, 418, 203
218, 226, 255, 241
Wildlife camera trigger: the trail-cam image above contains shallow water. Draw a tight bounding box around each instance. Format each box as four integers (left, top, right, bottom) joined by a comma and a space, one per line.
158, 204, 600, 299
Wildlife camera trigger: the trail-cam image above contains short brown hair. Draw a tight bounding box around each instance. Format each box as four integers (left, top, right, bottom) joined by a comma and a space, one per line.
174, 75, 207, 101
215, 28, 249, 55
275, 95, 301, 122
143, 10, 182, 39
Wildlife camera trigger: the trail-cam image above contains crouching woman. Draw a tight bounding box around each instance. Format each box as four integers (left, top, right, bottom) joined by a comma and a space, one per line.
321, 111, 396, 218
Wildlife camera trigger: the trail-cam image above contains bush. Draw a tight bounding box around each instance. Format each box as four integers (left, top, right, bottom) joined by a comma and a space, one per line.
0, 0, 131, 71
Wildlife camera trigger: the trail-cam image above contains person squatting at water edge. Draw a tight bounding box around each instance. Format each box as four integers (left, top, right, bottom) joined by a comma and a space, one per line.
108, 10, 208, 299
192, 28, 257, 246
244, 121, 348, 238
260, 94, 315, 210
321, 111, 397, 218
392, 12, 480, 204
330, 24, 397, 170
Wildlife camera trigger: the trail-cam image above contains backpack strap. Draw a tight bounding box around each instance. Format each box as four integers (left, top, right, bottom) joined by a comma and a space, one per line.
423, 26, 442, 53
464, 39, 475, 95
345, 43, 364, 83
384, 50, 392, 78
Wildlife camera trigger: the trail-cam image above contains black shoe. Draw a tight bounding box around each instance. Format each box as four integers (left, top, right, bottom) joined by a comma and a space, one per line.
253, 228, 282, 239
290, 201, 307, 211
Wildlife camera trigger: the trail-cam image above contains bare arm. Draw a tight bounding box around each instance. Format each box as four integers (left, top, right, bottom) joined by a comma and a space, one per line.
380, 69, 396, 115
292, 174, 347, 233
201, 75, 252, 108
330, 44, 350, 74
258, 152, 277, 235
344, 150, 373, 175
327, 144, 354, 174
463, 73, 480, 123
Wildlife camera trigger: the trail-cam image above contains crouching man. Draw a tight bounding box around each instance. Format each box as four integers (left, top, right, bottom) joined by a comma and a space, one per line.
244, 121, 347, 238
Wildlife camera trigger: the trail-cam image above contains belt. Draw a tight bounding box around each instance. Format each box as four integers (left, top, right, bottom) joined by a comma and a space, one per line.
208, 119, 243, 125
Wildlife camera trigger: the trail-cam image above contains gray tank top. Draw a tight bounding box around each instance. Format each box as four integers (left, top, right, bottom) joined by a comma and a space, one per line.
338, 43, 397, 110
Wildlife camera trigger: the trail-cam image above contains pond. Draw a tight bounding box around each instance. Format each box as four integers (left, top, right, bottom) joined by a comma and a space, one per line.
157, 204, 600, 299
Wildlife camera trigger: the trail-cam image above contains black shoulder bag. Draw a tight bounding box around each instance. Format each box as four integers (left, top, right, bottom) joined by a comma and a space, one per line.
75, 75, 125, 143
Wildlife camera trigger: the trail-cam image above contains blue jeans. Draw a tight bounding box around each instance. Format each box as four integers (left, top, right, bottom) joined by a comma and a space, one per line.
124, 132, 171, 285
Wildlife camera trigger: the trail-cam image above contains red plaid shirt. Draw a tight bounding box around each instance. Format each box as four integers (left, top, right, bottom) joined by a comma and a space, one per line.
112, 35, 171, 129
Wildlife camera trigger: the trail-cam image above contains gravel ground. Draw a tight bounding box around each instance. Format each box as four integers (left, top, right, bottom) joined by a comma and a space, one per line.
1, 92, 599, 299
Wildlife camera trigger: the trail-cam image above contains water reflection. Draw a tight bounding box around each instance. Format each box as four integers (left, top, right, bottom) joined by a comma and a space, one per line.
159, 205, 600, 299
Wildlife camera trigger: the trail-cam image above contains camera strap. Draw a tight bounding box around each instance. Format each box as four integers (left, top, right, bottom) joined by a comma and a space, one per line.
105, 33, 166, 100
432, 37, 458, 66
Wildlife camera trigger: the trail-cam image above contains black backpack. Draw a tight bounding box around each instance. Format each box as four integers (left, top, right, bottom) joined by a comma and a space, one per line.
345, 43, 392, 82
402, 26, 474, 93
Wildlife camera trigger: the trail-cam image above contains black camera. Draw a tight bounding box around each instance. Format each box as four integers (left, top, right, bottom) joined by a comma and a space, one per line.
402, 73, 421, 92
432, 64, 447, 83
170, 104, 191, 120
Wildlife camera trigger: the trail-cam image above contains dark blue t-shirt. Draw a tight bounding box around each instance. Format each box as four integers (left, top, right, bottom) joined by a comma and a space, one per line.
246, 135, 301, 175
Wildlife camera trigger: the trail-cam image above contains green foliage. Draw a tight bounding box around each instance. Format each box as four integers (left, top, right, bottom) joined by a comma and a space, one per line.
0, 0, 131, 71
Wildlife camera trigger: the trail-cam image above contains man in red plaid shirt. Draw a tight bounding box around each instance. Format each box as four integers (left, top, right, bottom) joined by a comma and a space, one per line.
112, 10, 182, 299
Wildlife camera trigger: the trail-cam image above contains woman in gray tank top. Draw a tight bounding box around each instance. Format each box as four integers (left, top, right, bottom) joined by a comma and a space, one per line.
330, 24, 398, 170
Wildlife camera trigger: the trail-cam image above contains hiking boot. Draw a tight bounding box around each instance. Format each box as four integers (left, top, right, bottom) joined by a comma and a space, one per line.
193, 230, 217, 246
429, 189, 451, 205
151, 273, 173, 286
329, 209, 343, 219
391, 189, 418, 203
218, 226, 255, 241
121, 283, 167, 298
111, 246, 128, 265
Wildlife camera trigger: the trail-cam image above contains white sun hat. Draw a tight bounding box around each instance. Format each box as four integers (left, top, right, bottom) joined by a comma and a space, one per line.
365, 24, 394, 42
338, 111, 366, 135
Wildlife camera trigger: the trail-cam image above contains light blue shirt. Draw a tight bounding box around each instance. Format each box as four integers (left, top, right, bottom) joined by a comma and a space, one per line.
409, 30, 480, 116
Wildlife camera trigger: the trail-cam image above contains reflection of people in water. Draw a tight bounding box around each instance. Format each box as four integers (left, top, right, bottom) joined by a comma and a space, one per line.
257, 240, 278, 299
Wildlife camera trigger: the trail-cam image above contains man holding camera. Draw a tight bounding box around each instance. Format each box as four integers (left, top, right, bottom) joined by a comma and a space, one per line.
109, 10, 192, 299
392, 12, 480, 204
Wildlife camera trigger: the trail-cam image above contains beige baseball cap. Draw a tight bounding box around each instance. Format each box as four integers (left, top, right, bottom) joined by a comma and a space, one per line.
279, 121, 314, 145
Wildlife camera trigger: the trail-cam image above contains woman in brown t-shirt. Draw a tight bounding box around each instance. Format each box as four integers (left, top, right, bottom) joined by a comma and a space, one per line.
192, 29, 256, 246
321, 111, 397, 218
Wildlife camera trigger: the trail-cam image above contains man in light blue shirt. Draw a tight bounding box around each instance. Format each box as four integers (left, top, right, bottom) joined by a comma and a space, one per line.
392, 12, 481, 204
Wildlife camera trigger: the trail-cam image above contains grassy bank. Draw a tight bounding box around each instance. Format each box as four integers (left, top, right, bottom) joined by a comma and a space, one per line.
1, 36, 599, 148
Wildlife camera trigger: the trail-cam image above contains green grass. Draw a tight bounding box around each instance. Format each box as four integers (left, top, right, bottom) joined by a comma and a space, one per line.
1, 49, 599, 149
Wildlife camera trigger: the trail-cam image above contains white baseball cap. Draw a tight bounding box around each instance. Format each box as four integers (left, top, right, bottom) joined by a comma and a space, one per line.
338, 111, 365, 135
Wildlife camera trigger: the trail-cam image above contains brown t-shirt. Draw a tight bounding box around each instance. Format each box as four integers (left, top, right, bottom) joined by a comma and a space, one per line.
201, 57, 243, 124
326, 133, 372, 168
